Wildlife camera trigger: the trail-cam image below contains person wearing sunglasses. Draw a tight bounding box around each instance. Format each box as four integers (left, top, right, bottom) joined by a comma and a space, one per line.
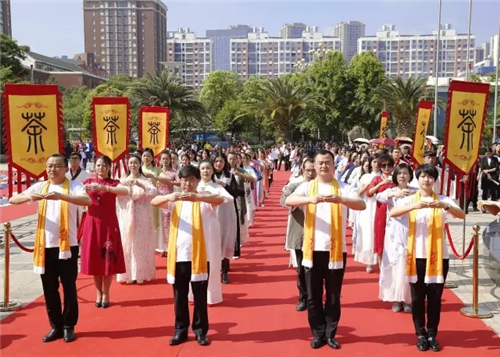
366, 154, 396, 268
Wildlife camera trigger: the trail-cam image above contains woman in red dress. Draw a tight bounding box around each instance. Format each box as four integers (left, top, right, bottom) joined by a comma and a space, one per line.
366, 154, 396, 267
81, 155, 129, 308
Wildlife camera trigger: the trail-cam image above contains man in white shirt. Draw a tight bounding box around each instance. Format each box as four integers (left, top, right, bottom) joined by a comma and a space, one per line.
9, 154, 91, 343
285, 150, 365, 350
151, 165, 224, 347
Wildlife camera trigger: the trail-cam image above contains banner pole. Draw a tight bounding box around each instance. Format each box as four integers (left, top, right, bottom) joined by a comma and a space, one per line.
465, 0, 473, 80
433, 0, 442, 138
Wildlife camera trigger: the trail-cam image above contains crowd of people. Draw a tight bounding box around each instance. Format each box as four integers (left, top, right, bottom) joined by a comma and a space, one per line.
9, 139, 470, 352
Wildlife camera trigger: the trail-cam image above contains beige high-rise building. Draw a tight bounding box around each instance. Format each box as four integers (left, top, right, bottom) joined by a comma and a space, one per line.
333, 21, 365, 63
358, 24, 475, 79
0, 0, 12, 36
166, 28, 212, 89
83, 0, 167, 78
279, 23, 308, 39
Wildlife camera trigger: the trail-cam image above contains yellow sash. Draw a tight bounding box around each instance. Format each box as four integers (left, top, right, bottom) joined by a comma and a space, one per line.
406, 191, 444, 284
33, 179, 71, 274
302, 179, 344, 269
167, 200, 208, 284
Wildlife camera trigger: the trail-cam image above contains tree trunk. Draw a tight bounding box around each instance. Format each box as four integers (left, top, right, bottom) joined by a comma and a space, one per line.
396, 117, 415, 138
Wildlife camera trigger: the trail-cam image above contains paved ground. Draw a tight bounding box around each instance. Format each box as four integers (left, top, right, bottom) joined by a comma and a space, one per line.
0, 187, 499, 335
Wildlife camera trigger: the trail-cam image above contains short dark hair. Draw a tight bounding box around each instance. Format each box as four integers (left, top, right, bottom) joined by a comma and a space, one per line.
178, 165, 201, 180
415, 164, 439, 180
48, 154, 68, 167
423, 151, 437, 158
377, 154, 395, 166
392, 162, 414, 184
314, 149, 334, 161
69, 152, 81, 160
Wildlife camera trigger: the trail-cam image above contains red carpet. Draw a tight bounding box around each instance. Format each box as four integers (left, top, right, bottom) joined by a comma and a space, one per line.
1, 172, 498, 357
0, 203, 38, 224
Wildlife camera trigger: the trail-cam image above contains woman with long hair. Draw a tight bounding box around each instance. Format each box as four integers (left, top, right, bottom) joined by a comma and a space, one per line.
116, 154, 158, 284
212, 152, 241, 284
377, 163, 416, 313
390, 164, 464, 352
156, 152, 180, 256
81, 155, 129, 308
366, 154, 396, 267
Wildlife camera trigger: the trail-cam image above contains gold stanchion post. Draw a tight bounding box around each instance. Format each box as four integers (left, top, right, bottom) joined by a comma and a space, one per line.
460, 225, 493, 319
0, 222, 21, 312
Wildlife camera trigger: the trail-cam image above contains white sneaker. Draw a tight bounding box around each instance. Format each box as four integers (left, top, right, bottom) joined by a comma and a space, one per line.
366, 265, 373, 273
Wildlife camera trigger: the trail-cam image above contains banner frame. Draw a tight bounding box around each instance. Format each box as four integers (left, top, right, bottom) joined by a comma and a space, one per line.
2, 83, 64, 180
411, 100, 434, 166
138, 106, 170, 158
91, 96, 131, 163
442, 80, 490, 176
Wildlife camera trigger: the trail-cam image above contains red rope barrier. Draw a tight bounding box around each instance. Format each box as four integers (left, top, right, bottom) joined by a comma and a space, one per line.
9, 232, 34, 253
445, 223, 474, 260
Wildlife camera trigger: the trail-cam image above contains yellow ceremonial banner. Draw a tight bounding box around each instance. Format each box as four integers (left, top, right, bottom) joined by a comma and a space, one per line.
4, 84, 63, 178
443, 81, 489, 175
91, 97, 130, 162
139, 106, 170, 157
411, 101, 433, 166
379, 111, 389, 138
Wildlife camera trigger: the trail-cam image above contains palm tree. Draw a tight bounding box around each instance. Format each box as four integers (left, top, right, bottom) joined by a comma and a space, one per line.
374, 76, 444, 137
128, 70, 208, 130
240, 75, 321, 139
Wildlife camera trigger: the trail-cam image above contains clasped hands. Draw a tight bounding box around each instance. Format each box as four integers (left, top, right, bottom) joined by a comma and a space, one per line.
30, 192, 62, 201
414, 200, 447, 209
84, 183, 108, 192
171, 192, 200, 202
310, 194, 343, 204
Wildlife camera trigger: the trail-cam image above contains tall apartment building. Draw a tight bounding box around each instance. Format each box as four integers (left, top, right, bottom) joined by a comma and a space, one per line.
333, 21, 365, 63
206, 25, 252, 71
83, 0, 167, 78
358, 24, 475, 79
231, 29, 341, 80
279, 23, 308, 39
166, 28, 212, 89
0, 0, 12, 36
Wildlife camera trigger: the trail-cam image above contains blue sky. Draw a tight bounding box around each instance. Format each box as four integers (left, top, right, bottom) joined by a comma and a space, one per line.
10, 0, 500, 57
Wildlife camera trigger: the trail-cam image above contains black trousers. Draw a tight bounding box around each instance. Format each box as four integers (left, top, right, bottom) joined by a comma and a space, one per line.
295, 249, 307, 303
410, 258, 450, 338
221, 258, 230, 273
173, 262, 209, 337
305, 251, 347, 339
40, 246, 79, 330
481, 178, 497, 201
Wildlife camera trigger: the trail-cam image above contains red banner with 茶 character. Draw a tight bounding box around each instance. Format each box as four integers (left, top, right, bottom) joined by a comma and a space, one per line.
2, 84, 64, 197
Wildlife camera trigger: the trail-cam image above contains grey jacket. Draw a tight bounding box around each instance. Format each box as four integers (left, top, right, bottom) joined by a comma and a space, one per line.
280, 181, 305, 251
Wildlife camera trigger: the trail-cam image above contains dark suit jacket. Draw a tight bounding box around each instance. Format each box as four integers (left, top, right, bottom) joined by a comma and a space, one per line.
480, 155, 499, 180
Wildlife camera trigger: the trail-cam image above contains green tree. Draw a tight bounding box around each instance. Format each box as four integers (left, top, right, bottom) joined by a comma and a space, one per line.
0, 34, 30, 83
199, 71, 242, 119
240, 75, 321, 139
63, 86, 90, 130
346, 52, 387, 136
128, 70, 208, 133
373, 77, 441, 137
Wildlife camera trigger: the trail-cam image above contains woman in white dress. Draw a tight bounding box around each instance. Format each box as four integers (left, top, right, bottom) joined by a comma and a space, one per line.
241, 153, 258, 228
354, 156, 380, 272
188, 160, 234, 305
377, 162, 416, 313
116, 154, 158, 284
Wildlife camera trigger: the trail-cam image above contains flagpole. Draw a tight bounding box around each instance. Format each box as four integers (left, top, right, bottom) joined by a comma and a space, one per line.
433, 0, 442, 138
493, 10, 500, 143
465, 0, 473, 80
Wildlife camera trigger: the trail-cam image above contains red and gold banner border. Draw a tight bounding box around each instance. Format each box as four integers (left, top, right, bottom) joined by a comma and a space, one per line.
442, 80, 490, 176
379, 111, 389, 138
2, 84, 64, 197
90, 96, 131, 163
138, 106, 170, 158
411, 101, 434, 166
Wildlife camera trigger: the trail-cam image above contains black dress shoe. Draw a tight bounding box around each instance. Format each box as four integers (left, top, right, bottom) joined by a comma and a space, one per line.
196, 334, 210, 346
310, 336, 326, 349
63, 328, 76, 343
169, 335, 187, 346
102, 301, 110, 309
327, 338, 341, 349
95, 302, 102, 308
416, 336, 429, 351
296, 301, 307, 311
428, 336, 441, 352
222, 272, 229, 285
43, 328, 63, 342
